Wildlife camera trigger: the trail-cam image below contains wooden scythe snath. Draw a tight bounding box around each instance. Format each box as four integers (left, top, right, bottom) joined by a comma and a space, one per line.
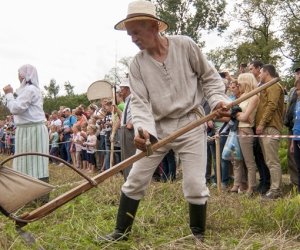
1, 77, 280, 226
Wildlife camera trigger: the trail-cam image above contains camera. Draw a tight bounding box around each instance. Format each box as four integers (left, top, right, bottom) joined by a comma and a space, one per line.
219, 72, 226, 78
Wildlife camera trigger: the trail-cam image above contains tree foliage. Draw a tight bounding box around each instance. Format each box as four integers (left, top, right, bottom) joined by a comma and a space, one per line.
64, 81, 75, 96
278, 0, 300, 67
153, 0, 228, 45
104, 56, 132, 85
0, 94, 10, 120
44, 79, 60, 98
206, 0, 299, 76
231, 0, 283, 67
43, 93, 90, 114
206, 47, 236, 72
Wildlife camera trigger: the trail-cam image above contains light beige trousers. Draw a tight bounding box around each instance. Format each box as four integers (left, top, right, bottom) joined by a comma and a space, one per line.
259, 127, 282, 192
122, 113, 209, 205
232, 160, 247, 187
238, 127, 257, 189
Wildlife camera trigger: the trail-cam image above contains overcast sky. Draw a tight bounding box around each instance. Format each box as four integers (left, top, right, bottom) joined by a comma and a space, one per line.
0, 0, 227, 95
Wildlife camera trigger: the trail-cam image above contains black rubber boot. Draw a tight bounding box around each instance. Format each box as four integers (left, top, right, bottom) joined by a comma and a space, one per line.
189, 202, 207, 241
98, 192, 140, 242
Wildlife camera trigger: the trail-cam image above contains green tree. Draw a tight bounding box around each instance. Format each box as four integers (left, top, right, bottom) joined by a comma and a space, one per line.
44, 79, 60, 98
43, 93, 90, 114
279, 0, 300, 67
153, 0, 228, 45
104, 56, 132, 85
64, 81, 75, 96
0, 94, 10, 120
206, 46, 236, 72
231, 0, 283, 67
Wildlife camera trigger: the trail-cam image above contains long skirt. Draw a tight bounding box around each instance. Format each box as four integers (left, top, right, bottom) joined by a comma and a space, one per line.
13, 122, 49, 179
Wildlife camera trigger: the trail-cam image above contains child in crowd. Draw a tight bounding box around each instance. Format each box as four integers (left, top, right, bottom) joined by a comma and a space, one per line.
49, 125, 59, 164
70, 129, 77, 168
72, 124, 83, 169
80, 122, 88, 171
5, 129, 11, 155
0, 122, 5, 154
84, 125, 97, 173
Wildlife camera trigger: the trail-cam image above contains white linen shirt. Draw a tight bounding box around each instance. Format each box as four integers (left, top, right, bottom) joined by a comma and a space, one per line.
5, 84, 45, 125
129, 35, 230, 139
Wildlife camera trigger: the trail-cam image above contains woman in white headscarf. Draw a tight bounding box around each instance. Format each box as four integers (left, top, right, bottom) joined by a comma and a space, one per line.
3, 64, 49, 185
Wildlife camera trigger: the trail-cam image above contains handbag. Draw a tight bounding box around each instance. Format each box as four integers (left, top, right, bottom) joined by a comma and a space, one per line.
222, 130, 243, 161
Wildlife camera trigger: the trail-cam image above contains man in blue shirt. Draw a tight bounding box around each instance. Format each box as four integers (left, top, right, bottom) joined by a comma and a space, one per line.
61, 108, 77, 164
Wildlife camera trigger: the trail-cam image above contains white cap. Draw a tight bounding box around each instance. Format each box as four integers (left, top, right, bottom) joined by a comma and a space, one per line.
63, 107, 70, 112
119, 77, 130, 87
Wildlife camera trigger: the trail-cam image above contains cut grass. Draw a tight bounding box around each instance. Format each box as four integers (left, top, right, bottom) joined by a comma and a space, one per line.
0, 162, 299, 250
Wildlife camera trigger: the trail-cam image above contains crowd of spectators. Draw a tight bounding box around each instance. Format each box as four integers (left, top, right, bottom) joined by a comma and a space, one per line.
205, 61, 300, 198
0, 115, 16, 155
0, 62, 299, 196
0, 84, 177, 182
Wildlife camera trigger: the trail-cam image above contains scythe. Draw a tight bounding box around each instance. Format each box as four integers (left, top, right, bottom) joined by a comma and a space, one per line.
0, 77, 280, 227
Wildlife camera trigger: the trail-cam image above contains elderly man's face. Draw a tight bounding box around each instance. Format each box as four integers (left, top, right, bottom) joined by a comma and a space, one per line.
126, 20, 157, 50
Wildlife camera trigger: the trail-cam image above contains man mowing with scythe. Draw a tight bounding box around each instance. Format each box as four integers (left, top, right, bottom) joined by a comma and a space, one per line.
98, 0, 231, 242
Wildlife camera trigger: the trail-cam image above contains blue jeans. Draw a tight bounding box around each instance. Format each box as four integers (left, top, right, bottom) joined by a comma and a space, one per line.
104, 141, 110, 170
98, 134, 106, 158
104, 142, 121, 170
64, 141, 71, 163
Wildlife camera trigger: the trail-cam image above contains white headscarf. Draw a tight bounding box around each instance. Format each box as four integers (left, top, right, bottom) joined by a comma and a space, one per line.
18, 64, 39, 88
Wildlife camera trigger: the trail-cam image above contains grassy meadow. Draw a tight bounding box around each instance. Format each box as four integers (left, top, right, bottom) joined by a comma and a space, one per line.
0, 159, 300, 250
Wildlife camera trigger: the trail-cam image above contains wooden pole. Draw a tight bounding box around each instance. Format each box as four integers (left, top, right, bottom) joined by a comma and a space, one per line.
19, 77, 280, 222
110, 86, 116, 169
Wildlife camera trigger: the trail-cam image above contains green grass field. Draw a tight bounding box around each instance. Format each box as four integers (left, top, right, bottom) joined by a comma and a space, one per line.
0, 160, 299, 250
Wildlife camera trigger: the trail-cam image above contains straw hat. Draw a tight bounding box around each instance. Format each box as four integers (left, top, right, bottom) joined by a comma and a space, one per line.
114, 0, 168, 32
